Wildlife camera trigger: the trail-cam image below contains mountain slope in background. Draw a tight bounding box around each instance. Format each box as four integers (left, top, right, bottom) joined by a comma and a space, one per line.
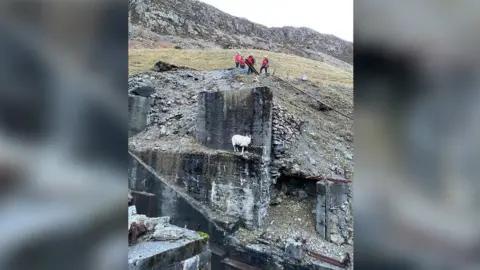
128, 0, 353, 69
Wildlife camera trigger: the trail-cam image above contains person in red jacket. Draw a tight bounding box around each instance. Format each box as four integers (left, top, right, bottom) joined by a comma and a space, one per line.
246, 55, 255, 74
260, 56, 269, 74
234, 51, 241, 68
239, 56, 246, 69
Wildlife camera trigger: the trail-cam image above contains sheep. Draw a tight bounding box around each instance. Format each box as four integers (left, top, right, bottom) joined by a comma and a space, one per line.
232, 134, 252, 154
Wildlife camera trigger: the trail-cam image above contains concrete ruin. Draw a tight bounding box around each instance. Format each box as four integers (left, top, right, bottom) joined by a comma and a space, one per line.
128, 208, 211, 270
128, 68, 353, 269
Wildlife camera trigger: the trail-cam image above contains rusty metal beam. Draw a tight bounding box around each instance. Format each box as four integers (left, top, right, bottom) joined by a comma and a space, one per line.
307, 250, 351, 268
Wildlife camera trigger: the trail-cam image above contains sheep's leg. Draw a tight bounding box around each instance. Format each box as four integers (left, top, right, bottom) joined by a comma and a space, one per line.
233, 145, 236, 152
241, 146, 244, 154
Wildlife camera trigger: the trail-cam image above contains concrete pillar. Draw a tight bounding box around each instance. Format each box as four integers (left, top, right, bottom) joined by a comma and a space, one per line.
315, 181, 327, 238
316, 180, 352, 245
128, 94, 152, 137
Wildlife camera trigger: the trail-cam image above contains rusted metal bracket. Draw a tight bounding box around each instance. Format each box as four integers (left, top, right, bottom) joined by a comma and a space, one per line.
128, 222, 147, 246
307, 250, 351, 268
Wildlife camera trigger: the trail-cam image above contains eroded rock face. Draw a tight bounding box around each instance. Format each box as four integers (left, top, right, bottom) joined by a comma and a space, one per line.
128, 0, 353, 66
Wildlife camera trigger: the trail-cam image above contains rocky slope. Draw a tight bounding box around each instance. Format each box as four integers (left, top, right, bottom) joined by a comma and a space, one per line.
128, 0, 353, 66
128, 67, 353, 181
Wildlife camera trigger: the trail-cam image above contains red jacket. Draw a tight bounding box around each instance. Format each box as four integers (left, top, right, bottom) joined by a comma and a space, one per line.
234, 54, 241, 62
239, 58, 245, 65
262, 58, 269, 67
247, 56, 255, 65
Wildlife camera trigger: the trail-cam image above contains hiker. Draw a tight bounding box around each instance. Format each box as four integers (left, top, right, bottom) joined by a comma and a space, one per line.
234, 51, 241, 68
246, 55, 255, 74
239, 56, 246, 69
260, 56, 269, 74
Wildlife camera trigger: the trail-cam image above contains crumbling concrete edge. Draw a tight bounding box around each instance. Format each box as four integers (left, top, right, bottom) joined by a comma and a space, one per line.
130, 237, 209, 269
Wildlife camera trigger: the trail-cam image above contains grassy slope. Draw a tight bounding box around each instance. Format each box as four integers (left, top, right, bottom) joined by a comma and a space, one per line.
129, 48, 353, 86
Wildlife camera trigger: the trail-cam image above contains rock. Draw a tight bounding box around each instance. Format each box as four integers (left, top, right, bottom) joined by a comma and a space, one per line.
160, 125, 167, 135
130, 86, 155, 97
270, 197, 283, 205
285, 238, 304, 260
330, 233, 344, 245
152, 226, 185, 241
297, 190, 308, 200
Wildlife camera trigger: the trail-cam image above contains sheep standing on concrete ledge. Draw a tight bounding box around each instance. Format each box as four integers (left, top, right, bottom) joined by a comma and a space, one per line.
232, 134, 252, 154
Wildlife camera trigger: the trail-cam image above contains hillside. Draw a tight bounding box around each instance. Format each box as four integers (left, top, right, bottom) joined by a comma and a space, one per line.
128, 0, 353, 70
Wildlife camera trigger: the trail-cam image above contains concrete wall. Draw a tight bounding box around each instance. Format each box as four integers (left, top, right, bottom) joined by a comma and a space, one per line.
129, 153, 227, 243
196, 87, 273, 158
132, 149, 270, 228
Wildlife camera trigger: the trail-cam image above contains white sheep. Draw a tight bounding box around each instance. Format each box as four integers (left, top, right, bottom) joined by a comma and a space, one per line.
232, 134, 252, 154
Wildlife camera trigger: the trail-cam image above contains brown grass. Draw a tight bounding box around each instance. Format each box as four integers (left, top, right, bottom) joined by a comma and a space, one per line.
129, 48, 353, 86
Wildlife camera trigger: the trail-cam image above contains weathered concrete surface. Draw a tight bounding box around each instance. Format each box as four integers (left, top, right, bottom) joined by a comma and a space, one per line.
128, 152, 236, 244
129, 94, 153, 137
196, 87, 273, 158
131, 145, 271, 228
128, 228, 210, 270
316, 181, 353, 245
316, 181, 327, 239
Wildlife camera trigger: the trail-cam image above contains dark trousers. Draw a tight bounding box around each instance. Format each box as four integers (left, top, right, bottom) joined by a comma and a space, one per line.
240, 64, 245, 69
260, 66, 268, 74
235, 62, 239, 68
247, 66, 253, 74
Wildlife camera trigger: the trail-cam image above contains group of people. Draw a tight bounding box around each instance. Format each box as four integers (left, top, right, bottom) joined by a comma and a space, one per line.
234, 52, 269, 75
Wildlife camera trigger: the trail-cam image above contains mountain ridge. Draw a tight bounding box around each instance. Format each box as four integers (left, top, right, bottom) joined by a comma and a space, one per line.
129, 0, 353, 67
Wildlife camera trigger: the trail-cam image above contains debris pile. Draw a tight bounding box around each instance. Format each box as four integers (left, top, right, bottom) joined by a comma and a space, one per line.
270, 103, 304, 181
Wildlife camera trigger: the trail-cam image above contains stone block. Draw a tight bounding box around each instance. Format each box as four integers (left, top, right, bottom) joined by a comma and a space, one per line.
129, 95, 153, 137
128, 225, 209, 270
284, 238, 304, 261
